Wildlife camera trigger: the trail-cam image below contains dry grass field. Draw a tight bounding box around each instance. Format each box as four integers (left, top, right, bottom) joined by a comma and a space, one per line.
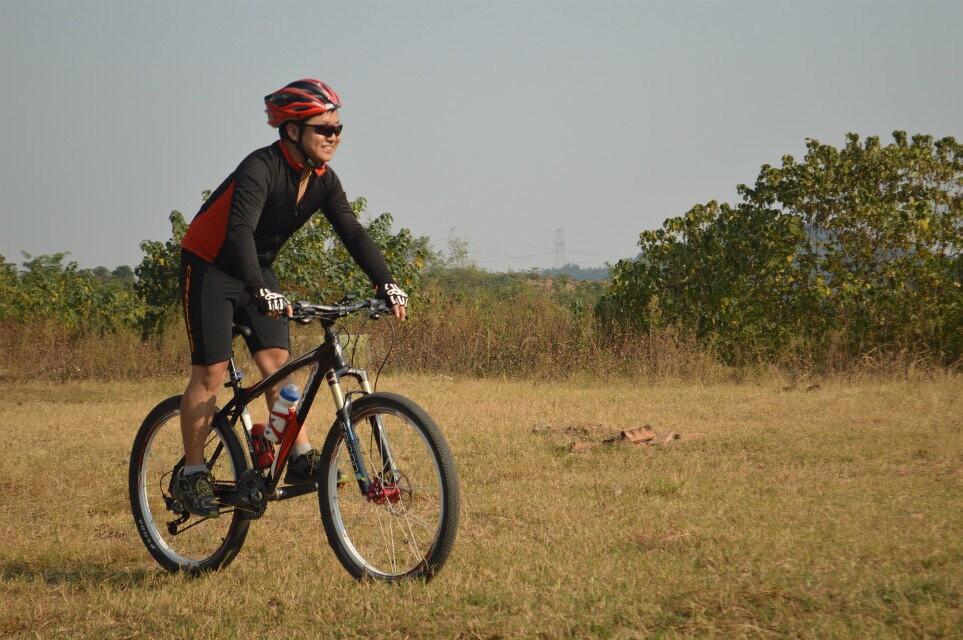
0, 374, 960, 639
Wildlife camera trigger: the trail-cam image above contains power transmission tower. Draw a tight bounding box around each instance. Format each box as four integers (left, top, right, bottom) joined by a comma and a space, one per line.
554, 228, 566, 268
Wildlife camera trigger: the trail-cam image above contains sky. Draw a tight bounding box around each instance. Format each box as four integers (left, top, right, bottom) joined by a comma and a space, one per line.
1, 0, 960, 272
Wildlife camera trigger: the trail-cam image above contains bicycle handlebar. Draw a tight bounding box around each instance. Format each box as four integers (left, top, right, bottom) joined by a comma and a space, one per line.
290, 298, 391, 323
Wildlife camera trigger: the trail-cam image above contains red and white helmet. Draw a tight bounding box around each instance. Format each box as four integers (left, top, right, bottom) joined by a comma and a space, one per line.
264, 79, 341, 128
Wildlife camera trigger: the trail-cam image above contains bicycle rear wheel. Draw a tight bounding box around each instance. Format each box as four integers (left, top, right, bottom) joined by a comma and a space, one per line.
129, 395, 251, 574
319, 392, 460, 581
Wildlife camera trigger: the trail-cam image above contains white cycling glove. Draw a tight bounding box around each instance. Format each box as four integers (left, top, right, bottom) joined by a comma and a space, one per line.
377, 282, 408, 308
255, 288, 290, 314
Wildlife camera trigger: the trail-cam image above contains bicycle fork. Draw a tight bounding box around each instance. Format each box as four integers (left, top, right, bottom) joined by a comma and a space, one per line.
325, 369, 400, 498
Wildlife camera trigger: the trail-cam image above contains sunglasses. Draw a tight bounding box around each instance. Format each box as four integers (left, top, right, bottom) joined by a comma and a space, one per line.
302, 122, 343, 137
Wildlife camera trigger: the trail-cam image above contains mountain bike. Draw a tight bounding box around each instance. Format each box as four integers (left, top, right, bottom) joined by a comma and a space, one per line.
128, 298, 460, 581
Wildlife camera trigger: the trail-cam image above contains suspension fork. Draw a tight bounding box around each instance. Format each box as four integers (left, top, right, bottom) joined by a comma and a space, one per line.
327, 369, 373, 495
323, 324, 401, 496
345, 368, 400, 480
327, 372, 402, 496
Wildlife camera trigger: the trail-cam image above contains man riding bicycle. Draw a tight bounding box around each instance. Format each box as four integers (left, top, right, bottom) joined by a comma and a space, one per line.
175, 79, 407, 517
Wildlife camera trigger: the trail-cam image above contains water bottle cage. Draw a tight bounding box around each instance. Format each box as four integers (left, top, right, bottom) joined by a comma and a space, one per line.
273, 409, 302, 470
267, 408, 296, 442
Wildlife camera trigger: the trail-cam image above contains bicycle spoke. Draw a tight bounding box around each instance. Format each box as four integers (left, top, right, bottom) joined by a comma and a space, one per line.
393, 510, 436, 534
394, 507, 424, 562
377, 507, 399, 573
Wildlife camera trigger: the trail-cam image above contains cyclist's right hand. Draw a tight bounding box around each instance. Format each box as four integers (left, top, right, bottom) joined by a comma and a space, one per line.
255, 288, 292, 318
375, 282, 408, 321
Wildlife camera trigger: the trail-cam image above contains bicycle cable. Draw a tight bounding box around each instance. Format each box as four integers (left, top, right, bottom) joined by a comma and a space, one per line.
348, 313, 365, 367
336, 302, 396, 393
372, 315, 395, 393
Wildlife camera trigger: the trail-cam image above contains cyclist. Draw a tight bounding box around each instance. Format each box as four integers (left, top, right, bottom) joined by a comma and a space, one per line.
175, 79, 408, 517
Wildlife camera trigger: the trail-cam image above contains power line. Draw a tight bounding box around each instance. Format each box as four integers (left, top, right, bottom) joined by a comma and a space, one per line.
462, 233, 635, 250
474, 251, 557, 263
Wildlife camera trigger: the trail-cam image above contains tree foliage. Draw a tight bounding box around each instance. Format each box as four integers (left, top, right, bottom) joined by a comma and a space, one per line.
272, 196, 434, 302
0, 252, 138, 333
602, 132, 963, 364
134, 210, 188, 338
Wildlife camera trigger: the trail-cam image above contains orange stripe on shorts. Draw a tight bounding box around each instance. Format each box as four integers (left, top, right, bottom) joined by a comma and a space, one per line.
183, 264, 196, 353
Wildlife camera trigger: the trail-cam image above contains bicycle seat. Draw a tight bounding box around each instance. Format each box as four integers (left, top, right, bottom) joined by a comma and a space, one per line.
232, 324, 252, 338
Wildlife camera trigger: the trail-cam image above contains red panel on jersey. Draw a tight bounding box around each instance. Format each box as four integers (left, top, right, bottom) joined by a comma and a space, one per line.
181, 181, 236, 262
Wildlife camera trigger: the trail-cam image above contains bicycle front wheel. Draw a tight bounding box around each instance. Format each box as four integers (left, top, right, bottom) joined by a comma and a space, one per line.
319, 392, 460, 581
129, 395, 251, 574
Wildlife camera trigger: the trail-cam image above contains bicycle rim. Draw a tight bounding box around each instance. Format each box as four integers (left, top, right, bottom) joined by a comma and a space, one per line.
132, 400, 247, 572
321, 398, 455, 580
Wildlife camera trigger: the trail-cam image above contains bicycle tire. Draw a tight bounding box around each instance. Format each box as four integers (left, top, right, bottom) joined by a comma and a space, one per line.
319, 392, 460, 581
129, 395, 251, 574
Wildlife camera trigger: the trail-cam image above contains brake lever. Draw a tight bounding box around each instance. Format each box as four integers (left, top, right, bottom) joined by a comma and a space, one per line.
368, 298, 390, 319
290, 301, 315, 324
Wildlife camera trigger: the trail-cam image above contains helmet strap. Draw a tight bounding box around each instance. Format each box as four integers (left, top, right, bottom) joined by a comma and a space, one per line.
294, 123, 324, 170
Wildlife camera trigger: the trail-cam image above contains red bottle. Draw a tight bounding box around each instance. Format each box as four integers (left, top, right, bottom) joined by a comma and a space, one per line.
251, 423, 275, 469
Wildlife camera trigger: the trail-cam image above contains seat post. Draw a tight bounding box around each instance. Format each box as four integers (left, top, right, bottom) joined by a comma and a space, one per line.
226, 324, 252, 391
224, 357, 244, 391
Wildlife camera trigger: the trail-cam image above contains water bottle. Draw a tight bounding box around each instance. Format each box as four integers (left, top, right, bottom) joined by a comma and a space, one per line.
265, 384, 300, 444
251, 423, 275, 469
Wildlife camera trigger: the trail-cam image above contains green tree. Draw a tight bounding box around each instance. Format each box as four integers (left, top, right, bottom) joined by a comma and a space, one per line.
12, 252, 137, 332
741, 132, 962, 360
0, 254, 24, 320
603, 132, 963, 364
111, 265, 135, 287
602, 200, 812, 361
134, 210, 188, 338
272, 196, 434, 302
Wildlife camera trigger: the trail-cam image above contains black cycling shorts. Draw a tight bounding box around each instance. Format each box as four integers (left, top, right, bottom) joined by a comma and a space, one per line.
179, 249, 289, 365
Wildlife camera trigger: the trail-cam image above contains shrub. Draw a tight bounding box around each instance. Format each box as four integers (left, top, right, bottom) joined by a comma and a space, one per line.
602, 132, 963, 366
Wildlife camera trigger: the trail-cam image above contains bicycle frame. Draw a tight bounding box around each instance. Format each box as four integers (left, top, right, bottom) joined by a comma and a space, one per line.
213, 318, 394, 511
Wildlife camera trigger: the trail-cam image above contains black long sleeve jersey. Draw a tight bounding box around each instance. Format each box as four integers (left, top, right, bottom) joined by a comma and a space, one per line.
181, 140, 392, 293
